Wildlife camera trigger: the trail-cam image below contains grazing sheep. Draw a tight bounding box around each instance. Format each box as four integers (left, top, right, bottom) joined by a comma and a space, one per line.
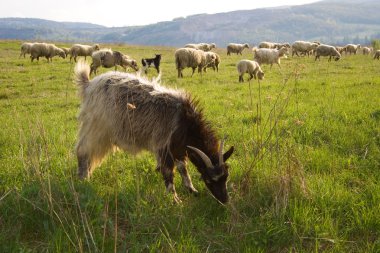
227, 43, 249, 55
184, 43, 216, 51
258, 41, 277, 49
74, 60, 234, 204
344, 44, 361, 55
90, 49, 138, 75
19, 42, 34, 58
141, 54, 162, 73
362, 47, 372, 55
335, 46, 346, 55
253, 47, 288, 68
259, 42, 290, 49
291, 41, 319, 57
175, 48, 215, 78
203, 52, 221, 72
315, 44, 341, 61
237, 60, 264, 83
69, 44, 100, 62
60, 47, 71, 58
30, 43, 66, 62
374, 50, 380, 60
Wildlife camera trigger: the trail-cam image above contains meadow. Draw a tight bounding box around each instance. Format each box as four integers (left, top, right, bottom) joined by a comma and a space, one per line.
0, 40, 379, 252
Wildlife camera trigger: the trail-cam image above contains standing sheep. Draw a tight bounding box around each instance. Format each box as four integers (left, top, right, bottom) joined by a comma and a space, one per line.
227, 43, 249, 56
291, 41, 319, 57
185, 43, 216, 52
362, 47, 372, 55
237, 60, 264, 83
90, 49, 138, 75
60, 47, 71, 58
343, 44, 361, 55
203, 52, 221, 72
69, 44, 100, 62
175, 48, 215, 78
19, 42, 34, 58
253, 47, 288, 69
30, 43, 66, 62
315, 44, 341, 61
74, 60, 234, 204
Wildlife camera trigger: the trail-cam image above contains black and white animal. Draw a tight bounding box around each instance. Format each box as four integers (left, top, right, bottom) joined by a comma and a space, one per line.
74, 60, 234, 204
141, 54, 162, 73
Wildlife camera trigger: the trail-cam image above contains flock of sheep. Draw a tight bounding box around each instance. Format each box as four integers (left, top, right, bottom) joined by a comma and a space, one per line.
19, 40, 380, 82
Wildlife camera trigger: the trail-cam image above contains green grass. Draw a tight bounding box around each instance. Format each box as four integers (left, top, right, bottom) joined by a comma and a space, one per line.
0, 40, 379, 252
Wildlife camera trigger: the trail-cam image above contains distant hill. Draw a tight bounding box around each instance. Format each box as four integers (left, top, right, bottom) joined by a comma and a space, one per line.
1, 0, 380, 47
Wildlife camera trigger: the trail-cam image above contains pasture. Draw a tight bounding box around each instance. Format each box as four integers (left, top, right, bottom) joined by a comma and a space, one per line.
0, 40, 379, 252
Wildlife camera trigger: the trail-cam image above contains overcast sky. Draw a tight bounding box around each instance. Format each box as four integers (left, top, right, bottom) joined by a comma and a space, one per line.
2, 0, 319, 27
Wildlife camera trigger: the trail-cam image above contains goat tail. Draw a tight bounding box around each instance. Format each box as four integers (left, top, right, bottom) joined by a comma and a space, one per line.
74, 59, 90, 99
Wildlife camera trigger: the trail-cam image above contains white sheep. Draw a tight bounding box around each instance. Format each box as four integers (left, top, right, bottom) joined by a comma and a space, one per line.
19, 42, 34, 58
60, 47, 71, 58
236, 60, 264, 82
175, 48, 215, 78
315, 44, 341, 61
253, 47, 288, 68
362, 47, 372, 55
69, 44, 100, 62
259, 42, 290, 49
184, 43, 216, 51
203, 52, 221, 72
227, 43, 249, 56
343, 44, 361, 55
258, 42, 277, 49
30, 43, 66, 62
291, 41, 319, 57
90, 49, 139, 75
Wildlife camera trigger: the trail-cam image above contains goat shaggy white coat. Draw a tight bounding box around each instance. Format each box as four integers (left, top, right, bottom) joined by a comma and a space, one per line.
74, 61, 234, 204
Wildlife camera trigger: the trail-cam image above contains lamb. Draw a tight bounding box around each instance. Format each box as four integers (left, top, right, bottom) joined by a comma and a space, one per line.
236, 60, 264, 83
362, 47, 372, 55
175, 48, 215, 78
227, 43, 249, 55
74, 60, 234, 204
90, 49, 138, 75
60, 47, 71, 58
30, 42, 66, 62
69, 44, 100, 62
343, 44, 361, 55
291, 41, 319, 57
253, 47, 288, 68
373, 50, 380, 60
141, 54, 162, 73
315, 44, 341, 61
335, 46, 346, 55
19, 42, 34, 58
203, 52, 221, 72
184, 43, 216, 52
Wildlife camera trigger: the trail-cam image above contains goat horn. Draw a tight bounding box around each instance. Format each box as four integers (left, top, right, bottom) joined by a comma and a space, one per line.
187, 146, 213, 169
218, 139, 225, 166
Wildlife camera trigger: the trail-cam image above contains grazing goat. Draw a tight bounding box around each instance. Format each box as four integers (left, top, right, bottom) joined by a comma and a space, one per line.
74, 60, 234, 204
141, 54, 162, 73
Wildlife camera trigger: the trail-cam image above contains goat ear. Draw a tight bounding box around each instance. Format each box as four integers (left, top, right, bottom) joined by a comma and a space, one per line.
223, 146, 234, 162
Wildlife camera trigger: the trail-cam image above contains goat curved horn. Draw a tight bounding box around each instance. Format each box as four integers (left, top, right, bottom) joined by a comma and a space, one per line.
218, 139, 225, 166
187, 146, 213, 169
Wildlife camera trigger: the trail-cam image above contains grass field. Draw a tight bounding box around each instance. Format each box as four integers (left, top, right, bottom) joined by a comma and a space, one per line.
0, 40, 379, 252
